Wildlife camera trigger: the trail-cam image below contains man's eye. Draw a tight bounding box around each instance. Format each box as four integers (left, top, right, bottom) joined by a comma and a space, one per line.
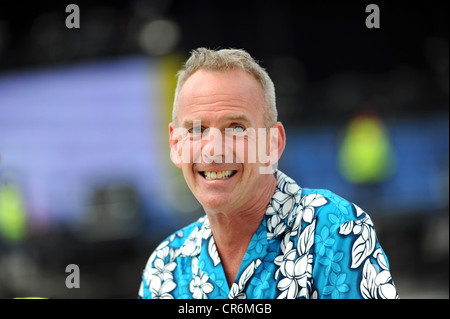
232, 125, 245, 132
190, 126, 203, 134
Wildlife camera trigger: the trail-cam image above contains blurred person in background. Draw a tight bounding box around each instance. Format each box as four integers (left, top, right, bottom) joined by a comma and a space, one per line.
138, 48, 398, 299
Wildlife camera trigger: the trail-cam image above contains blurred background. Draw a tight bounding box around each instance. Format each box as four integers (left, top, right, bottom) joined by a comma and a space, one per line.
0, 0, 448, 298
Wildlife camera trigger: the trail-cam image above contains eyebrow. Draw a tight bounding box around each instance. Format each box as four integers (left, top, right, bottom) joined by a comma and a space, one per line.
181, 120, 200, 128
224, 114, 252, 124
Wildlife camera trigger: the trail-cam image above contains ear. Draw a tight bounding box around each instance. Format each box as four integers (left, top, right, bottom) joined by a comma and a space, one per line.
268, 122, 286, 165
169, 122, 183, 168
260, 122, 286, 174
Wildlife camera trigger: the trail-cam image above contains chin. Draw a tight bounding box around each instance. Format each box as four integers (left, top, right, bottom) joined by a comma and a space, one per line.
198, 195, 233, 212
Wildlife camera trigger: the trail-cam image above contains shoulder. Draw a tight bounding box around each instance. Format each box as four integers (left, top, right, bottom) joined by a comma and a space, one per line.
299, 188, 367, 225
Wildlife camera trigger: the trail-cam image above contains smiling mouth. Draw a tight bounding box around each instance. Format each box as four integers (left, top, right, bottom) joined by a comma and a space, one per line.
199, 170, 237, 180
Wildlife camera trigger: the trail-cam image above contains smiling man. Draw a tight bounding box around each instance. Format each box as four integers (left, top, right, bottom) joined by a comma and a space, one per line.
138, 48, 398, 299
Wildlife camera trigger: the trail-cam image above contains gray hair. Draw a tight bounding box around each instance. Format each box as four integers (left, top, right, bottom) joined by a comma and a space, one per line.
172, 47, 277, 127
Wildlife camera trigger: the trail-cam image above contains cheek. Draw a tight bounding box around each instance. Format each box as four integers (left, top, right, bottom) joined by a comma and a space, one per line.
241, 132, 268, 166
177, 137, 202, 164
191, 139, 203, 164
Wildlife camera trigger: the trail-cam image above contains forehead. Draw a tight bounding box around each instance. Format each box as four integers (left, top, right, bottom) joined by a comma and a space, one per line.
176, 69, 265, 125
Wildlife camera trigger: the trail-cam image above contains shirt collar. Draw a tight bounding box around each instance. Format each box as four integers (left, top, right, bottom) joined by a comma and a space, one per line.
266, 169, 302, 240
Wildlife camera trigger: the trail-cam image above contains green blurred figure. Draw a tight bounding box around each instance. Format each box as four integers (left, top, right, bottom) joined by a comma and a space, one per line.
0, 180, 27, 242
338, 110, 395, 185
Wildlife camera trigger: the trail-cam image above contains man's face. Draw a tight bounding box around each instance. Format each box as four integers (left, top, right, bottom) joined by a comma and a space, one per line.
169, 68, 276, 212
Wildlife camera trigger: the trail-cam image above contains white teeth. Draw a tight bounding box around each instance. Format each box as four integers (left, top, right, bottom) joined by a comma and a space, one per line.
203, 170, 236, 180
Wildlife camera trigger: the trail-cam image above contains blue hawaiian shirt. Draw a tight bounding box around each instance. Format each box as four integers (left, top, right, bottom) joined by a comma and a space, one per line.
138, 170, 398, 299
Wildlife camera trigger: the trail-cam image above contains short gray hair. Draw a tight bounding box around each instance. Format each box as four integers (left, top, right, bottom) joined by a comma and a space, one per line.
172, 47, 277, 127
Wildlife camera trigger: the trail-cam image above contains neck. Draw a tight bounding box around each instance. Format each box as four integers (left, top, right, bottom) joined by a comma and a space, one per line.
206, 174, 277, 247
204, 173, 277, 287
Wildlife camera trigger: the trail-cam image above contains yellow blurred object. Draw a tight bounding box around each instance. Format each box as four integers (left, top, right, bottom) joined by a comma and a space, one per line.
338, 113, 395, 184
159, 53, 184, 127
157, 53, 184, 167
0, 182, 27, 242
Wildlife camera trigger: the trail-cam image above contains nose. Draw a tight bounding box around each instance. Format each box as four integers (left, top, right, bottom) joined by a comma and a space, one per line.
202, 128, 224, 164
